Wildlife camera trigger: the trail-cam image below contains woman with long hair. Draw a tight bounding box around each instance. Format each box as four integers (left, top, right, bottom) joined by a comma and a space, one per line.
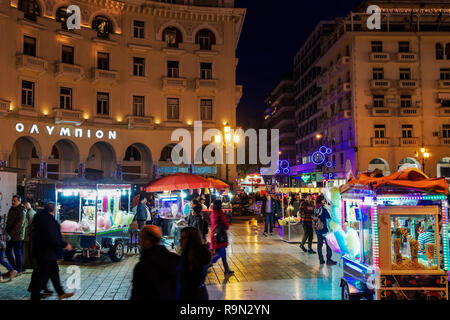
179, 227, 211, 300
209, 200, 234, 276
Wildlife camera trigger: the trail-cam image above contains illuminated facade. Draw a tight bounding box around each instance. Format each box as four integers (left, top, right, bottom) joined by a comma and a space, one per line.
0, 0, 245, 183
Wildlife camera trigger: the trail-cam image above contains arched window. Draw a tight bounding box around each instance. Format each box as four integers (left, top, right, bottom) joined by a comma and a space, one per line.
31, 147, 39, 159
49, 146, 59, 159
55, 6, 68, 30
163, 27, 182, 48
160, 144, 184, 162
18, 0, 41, 21
195, 29, 216, 50
436, 43, 444, 60
92, 16, 114, 39
124, 146, 141, 161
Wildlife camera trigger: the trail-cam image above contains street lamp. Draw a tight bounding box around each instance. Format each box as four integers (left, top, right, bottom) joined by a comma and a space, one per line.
216, 122, 239, 184
415, 147, 431, 173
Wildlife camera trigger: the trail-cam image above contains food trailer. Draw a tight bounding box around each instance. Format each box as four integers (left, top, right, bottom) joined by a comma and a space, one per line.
338, 169, 449, 300
56, 182, 133, 262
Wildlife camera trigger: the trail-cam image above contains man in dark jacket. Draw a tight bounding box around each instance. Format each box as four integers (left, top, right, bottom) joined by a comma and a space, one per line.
5, 195, 27, 273
29, 202, 74, 300
299, 194, 316, 254
187, 200, 205, 240
261, 193, 278, 237
135, 195, 150, 229
131, 225, 180, 300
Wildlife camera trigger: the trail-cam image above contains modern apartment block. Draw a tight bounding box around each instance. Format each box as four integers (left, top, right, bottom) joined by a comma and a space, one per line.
291, 0, 450, 187
0, 0, 245, 183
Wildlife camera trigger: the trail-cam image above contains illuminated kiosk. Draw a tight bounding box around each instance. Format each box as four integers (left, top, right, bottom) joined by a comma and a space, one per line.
338, 169, 449, 300
56, 181, 132, 262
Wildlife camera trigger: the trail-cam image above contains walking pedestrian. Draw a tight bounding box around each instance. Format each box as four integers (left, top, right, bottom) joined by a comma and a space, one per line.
0, 216, 18, 282
130, 225, 180, 300
299, 194, 316, 254
187, 200, 205, 240
312, 195, 337, 265
262, 193, 277, 236
22, 201, 36, 271
29, 202, 74, 300
209, 200, 234, 276
5, 195, 27, 274
179, 227, 211, 300
135, 195, 150, 229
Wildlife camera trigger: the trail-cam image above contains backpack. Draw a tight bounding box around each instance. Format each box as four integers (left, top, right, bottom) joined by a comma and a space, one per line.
312, 207, 324, 231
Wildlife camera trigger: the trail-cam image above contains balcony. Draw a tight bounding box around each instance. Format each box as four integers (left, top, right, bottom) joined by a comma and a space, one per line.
396, 52, 418, 62
369, 106, 393, 117
370, 79, 391, 89
93, 116, 113, 124
162, 77, 187, 92
371, 137, 391, 147
195, 79, 218, 93
399, 107, 420, 117
400, 137, 419, 146
55, 62, 83, 82
438, 80, 450, 89
53, 108, 84, 125
16, 54, 48, 76
127, 115, 155, 129
441, 137, 450, 145
92, 68, 119, 85
439, 106, 450, 116
369, 52, 390, 62
398, 80, 418, 89
0, 99, 10, 115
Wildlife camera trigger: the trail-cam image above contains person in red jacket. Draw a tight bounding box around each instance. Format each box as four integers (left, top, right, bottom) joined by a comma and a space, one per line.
209, 200, 234, 276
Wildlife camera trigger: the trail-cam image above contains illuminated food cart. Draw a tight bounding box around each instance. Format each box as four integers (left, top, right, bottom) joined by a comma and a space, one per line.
56, 182, 133, 262
338, 169, 449, 300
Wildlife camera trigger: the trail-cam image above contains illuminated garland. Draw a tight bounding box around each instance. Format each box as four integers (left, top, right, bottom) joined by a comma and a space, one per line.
371, 199, 380, 268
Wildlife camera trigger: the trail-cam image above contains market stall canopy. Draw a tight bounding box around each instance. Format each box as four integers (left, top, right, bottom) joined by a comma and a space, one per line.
240, 174, 265, 187
207, 178, 229, 190
144, 173, 212, 192
340, 168, 448, 194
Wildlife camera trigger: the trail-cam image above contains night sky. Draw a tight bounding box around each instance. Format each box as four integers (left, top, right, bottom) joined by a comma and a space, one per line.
234, 0, 362, 129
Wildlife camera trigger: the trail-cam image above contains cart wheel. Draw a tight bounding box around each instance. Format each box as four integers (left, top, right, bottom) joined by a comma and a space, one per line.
110, 242, 124, 262
342, 282, 359, 300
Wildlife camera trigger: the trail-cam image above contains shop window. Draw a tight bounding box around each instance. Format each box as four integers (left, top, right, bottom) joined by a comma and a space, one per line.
132, 95, 145, 117
18, 0, 41, 21
92, 16, 113, 39
133, 20, 145, 39
163, 27, 182, 48
21, 80, 34, 107
23, 36, 36, 57
196, 29, 216, 50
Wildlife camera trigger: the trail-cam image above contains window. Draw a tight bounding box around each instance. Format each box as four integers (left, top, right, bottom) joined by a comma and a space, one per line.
442, 100, 450, 107
19, 0, 41, 21
373, 95, 385, 107
96, 92, 109, 115
402, 124, 413, 138
167, 98, 179, 120
371, 41, 383, 53
133, 57, 145, 76
196, 29, 216, 50
400, 95, 412, 108
200, 99, 213, 120
436, 43, 444, 60
163, 27, 182, 48
133, 95, 145, 117
446, 43, 450, 60
133, 20, 145, 39
61, 45, 74, 64
374, 124, 385, 138
97, 52, 109, 70
124, 146, 141, 161
92, 16, 113, 39
60, 87, 72, 109
21, 80, 34, 107
200, 62, 212, 79
399, 68, 411, 80
440, 68, 450, 80
55, 6, 68, 30
398, 41, 410, 53
373, 68, 384, 80
23, 36, 36, 57
443, 124, 450, 138
167, 61, 179, 78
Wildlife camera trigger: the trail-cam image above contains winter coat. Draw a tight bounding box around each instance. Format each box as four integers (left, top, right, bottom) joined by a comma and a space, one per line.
135, 202, 148, 221
130, 245, 181, 300
6, 205, 27, 241
261, 197, 278, 215
209, 209, 230, 250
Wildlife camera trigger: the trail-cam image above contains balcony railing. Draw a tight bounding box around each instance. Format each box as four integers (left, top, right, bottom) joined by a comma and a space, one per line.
0, 99, 10, 114
399, 107, 420, 117
439, 106, 450, 116
93, 68, 119, 84
400, 137, 419, 146
398, 79, 418, 89
369, 52, 390, 62
368, 106, 393, 117
370, 79, 391, 89
56, 62, 83, 81
195, 79, 218, 92
371, 137, 391, 147
53, 108, 84, 125
162, 77, 187, 92
16, 54, 48, 75
127, 115, 154, 129
441, 138, 450, 145
438, 80, 450, 89
396, 52, 418, 62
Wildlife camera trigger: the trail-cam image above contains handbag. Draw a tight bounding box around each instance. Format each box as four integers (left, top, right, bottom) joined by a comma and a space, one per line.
214, 220, 228, 244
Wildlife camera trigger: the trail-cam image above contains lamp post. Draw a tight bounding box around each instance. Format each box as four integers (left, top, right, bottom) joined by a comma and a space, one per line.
216, 123, 239, 184
415, 147, 431, 173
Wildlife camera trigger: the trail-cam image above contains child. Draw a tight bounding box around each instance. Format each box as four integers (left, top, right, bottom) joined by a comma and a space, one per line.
0, 216, 18, 282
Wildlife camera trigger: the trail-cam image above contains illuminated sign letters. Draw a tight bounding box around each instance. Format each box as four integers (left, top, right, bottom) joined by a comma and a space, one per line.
14, 123, 117, 140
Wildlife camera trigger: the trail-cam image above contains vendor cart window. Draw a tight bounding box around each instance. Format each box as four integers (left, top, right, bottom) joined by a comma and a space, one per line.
391, 215, 438, 270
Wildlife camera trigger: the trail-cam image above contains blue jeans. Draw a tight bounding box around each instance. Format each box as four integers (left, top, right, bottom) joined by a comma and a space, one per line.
0, 249, 14, 277
211, 247, 230, 272
317, 234, 332, 263
6, 241, 23, 273
264, 213, 274, 233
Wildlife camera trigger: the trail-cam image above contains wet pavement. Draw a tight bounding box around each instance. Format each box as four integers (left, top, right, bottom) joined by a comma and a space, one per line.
0, 218, 342, 300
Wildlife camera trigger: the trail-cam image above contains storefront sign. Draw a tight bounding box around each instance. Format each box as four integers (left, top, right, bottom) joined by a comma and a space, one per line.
301, 174, 311, 184
14, 123, 117, 140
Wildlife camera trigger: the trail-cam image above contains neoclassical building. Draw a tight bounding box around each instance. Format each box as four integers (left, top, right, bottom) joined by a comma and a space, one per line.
0, 0, 245, 183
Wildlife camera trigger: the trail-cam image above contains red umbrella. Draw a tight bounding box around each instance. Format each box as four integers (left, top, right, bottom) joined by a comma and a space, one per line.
207, 178, 229, 190
145, 173, 212, 192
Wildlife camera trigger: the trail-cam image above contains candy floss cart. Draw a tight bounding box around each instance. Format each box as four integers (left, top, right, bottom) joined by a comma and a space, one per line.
56, 183, 133, 262
334, 169, 450, 300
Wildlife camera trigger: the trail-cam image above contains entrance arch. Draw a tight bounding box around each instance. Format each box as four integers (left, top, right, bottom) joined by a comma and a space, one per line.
437, 157, 450, 179
86, 142, 117, 178
368, 158, 391, 175
9, 136, 42, 178
48, 139, 80, 180
159, 143, 187, 164
122, 143, 153, 180
398, 157, 421, 171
